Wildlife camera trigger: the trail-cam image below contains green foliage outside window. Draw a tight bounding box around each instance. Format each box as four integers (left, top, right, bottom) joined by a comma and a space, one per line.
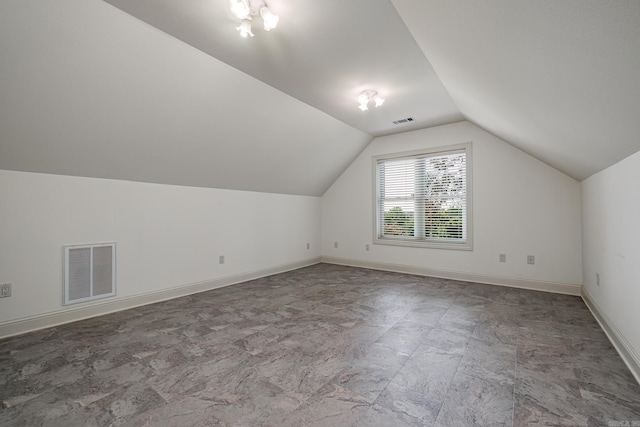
384, 206, 414, 236
384, 206, 462, 239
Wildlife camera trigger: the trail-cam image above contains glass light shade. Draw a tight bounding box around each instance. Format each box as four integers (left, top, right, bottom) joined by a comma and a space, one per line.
230, 0, 250, 19
236, 19, 254, 37
358, 103, 369, 111
260, 7, 279, 31
374, 96, 385, 107
358, 94, 369, 105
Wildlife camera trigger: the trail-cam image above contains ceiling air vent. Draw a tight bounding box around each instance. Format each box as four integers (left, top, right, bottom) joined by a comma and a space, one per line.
392, 117, 414, 125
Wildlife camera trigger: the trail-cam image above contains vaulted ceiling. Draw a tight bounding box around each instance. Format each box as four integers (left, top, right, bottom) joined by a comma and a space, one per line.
393, 0, 640, 181
1, 0, 639, 196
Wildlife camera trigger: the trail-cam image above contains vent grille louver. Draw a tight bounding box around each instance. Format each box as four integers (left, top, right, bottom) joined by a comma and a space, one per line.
64, 243, 116, 305
392, 117, 414, 125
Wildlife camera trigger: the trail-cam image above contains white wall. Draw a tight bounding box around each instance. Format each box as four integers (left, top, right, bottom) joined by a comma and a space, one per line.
582, 150, 640, 365
0, 170, 320, 325
321, 121, 582, 288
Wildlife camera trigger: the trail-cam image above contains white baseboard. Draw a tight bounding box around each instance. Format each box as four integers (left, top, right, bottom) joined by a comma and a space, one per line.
581, 288, 640, 385
0, 257, 322, 340
321, 256, 582, 296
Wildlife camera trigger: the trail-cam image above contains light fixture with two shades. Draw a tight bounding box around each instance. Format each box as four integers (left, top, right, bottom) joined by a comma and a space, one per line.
230, 0, 279, 38
358, 90, 385, 111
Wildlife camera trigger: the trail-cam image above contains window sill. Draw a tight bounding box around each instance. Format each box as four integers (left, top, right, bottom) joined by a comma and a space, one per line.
373, 237, 473, 251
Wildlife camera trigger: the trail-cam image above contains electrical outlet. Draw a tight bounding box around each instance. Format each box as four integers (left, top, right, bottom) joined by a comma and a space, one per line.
0, 283, 11, 298
334, 241, 338, 249
306, 243, 310, 250
596, 272, 600, 286
365, 244, 370, 251
219, 255, 225, 265
499, 254, 506, 263
527, 255, 535, 265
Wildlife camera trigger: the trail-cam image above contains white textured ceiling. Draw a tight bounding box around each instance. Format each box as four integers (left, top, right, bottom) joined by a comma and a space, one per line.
392, 0, 640, 180
1, 0, 640, 196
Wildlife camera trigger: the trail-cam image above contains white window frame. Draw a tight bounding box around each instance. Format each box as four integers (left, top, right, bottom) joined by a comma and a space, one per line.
373, 143, 473, 250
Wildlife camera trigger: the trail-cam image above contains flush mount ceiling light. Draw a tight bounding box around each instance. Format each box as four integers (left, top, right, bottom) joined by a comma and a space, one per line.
357, 90, 385, 111
230, 0, 279, 38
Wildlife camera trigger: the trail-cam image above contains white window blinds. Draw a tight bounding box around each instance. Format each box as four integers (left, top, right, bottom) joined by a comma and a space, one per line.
375, 144, 471, 249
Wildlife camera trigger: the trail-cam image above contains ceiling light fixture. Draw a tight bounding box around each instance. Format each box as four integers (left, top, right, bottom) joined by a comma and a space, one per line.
358, 90, 385, 111
229, 0, 279, 38
236, 19, 254, 38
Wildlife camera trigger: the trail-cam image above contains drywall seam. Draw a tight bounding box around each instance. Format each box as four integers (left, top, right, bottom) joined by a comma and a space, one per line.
321, 256, 581, 296
581, 287, 640, 386
0, 257, 322, 339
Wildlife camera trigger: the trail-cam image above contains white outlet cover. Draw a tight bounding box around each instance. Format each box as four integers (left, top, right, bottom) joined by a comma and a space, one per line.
1, 283, 12, 297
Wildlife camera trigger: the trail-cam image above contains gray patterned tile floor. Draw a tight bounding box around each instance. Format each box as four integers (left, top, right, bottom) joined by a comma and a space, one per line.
1, 263, 639, 426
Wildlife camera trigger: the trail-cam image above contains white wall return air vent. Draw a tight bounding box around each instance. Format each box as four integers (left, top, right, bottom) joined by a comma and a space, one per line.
64, 243, 116, 305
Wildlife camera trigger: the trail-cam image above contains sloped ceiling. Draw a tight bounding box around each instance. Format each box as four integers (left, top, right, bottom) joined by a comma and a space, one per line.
0, 0, 374, 196
392, 0, 640, 180
1, 0, 639, 196
102, 0, 463, 137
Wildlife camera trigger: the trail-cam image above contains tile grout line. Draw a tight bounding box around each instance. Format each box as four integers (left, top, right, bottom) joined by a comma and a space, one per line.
368, 300, 451, 424
334, 296, 412, 425
425, 302, 470, 426
511, 298, 520, 427
434, 334, 477, 426
368, 305, 431, 397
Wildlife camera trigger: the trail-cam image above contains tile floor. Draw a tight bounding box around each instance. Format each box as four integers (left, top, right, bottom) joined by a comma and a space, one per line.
1, 263, 639, 426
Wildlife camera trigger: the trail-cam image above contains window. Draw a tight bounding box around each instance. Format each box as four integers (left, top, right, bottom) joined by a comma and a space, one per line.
373, 143, 472, 250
